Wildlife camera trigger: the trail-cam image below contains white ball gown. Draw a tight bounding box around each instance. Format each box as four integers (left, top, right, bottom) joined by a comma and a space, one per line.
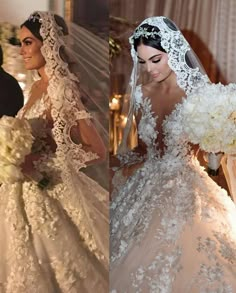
110, 85, 236, 292
0, 92, 109, 292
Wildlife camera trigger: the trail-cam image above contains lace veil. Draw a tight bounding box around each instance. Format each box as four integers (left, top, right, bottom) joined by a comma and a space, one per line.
118, 16, 209, 154
26, 11, 109, 186
25, 11, 109, 264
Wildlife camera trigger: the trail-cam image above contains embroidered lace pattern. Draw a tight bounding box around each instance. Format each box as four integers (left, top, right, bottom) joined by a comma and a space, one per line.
111, 92, 194, 262
36, 11, 109, 262
0, 12, 108, 292
0, 92, 108, 292
110, 85, 236, 292
37, 12, 99, 173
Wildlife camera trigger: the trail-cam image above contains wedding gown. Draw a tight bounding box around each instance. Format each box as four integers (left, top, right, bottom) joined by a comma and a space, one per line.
0, 93, 109, 292
110, 85, 236, 292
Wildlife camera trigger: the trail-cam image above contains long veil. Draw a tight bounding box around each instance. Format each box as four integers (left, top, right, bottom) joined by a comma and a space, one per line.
24, 14, 109, 190
65, 22, 109, 189
66, 22, 109, 125
33, 11, 109, 267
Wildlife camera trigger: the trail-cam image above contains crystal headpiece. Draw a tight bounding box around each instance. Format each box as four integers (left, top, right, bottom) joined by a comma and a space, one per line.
28, 12, 42, 23
129, 16, 209, 95
131, 26, 160, 43
129, 16, 178, 46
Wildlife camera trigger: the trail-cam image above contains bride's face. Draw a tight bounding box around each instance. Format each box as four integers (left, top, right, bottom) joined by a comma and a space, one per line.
137, 44, 172, 82
19, 26, 46, 71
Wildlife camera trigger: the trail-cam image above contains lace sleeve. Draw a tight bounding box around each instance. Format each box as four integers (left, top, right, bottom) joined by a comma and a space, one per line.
49, 78, 106, 173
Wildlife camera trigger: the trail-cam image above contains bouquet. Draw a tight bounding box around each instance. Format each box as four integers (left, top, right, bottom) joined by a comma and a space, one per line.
180, 83, 236, 175
180, 83, 236, 154
0, 116, 34, 183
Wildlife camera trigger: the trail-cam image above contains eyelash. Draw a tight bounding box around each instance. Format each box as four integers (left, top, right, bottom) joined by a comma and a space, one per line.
152, 59, 160, 63
138, 59, 161, 64
20, 40, 32, 47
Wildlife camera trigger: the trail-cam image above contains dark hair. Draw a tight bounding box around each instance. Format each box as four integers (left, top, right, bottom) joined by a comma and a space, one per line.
20, 18, 43, 41
0, 45, 3, 66
133, 24, 166, 53
20, 13, 69, 42
20, 13, 76, 69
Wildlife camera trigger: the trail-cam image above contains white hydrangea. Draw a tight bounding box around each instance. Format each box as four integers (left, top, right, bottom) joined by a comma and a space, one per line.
180, 83, 236, 154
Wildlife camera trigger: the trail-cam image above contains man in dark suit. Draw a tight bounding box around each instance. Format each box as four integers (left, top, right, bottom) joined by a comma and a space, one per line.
0, 45, 24, 117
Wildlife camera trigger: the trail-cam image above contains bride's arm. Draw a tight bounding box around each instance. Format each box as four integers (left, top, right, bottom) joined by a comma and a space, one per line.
111, 111, 146, 173
67, 82, 107, 165
222, 154, 236, 202
70, 119, 107, 164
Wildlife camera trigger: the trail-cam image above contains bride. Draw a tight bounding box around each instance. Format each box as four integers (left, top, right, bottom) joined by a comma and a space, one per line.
0, 11, 108, 292
110, 16, 236, 292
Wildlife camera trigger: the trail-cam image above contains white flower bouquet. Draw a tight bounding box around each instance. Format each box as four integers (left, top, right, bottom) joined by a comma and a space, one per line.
180, 83, 236, 154
0, 116, 34, 183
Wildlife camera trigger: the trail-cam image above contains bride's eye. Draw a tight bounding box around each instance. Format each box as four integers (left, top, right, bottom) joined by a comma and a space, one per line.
152, 59, 160, 63
138, 60, 145, 64
22, 38, 33, 46
25, 40, 32, 46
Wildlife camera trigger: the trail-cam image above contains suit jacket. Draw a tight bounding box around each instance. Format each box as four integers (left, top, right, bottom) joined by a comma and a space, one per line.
0, 67, 24, 118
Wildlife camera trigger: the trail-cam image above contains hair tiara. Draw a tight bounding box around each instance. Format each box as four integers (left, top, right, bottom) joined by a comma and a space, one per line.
28, 12, 42, 23
131, 26, 160, 43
